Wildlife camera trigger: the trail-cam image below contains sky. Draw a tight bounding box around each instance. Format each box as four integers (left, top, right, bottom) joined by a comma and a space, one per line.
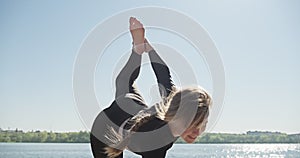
1, 0, 299, 134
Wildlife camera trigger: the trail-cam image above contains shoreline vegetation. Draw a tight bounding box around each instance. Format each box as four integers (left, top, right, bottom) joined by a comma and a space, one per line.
0, 129, 299, 143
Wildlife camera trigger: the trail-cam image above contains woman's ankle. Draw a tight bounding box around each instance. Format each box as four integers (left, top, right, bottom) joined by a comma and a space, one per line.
132, 42, 145, 55
144, 39, 154, 53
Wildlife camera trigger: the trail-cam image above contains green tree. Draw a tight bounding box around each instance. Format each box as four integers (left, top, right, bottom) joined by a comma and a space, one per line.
22, 132, 35, 142
39, 131, 48, 142
46, 132, 56, 142
56, 133, 68, 142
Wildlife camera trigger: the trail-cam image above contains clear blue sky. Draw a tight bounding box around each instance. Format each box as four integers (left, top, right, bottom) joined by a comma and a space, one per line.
1, 0, 299, 134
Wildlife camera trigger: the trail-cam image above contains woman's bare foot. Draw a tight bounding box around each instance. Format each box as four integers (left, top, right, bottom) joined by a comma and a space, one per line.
129, 17, 145, 55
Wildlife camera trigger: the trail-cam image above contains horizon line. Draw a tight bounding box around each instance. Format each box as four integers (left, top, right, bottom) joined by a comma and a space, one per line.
1, 128, 299, 135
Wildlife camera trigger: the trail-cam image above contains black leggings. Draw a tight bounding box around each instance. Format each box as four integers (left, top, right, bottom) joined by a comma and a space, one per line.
90, 49, 174, 158
115, 49, 174, 99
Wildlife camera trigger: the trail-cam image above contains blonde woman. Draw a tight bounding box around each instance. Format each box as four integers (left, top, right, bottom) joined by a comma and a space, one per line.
90, 17, 212, 158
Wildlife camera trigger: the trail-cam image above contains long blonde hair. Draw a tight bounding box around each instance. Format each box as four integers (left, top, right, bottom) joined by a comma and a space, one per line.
160, 87, 211, 128
104, 86, 212, 157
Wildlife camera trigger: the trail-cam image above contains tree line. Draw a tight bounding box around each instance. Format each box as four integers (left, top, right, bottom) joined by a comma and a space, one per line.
176, 131, 300, 144
0, 129, 299, 143
0, 129, 89, 143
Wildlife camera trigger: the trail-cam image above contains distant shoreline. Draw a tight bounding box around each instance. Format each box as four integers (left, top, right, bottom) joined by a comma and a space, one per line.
0, 142, 299, 144
1, 129, 299, 144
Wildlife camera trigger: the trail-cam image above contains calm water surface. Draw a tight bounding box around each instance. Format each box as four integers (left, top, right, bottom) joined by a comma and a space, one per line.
0, 143, 299, 158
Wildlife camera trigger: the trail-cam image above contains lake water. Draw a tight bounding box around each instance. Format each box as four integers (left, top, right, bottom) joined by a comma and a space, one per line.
0, 143, 299, 158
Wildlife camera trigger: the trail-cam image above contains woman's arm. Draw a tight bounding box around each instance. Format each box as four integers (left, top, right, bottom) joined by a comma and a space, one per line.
148, 49, 175, 98
115, 50, 142, 99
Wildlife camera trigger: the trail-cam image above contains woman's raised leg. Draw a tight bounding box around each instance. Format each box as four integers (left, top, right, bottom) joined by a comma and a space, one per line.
115, 17, 146, 99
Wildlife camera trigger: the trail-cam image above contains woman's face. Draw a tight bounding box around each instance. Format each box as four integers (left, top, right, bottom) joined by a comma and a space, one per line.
180, 119, 208, 143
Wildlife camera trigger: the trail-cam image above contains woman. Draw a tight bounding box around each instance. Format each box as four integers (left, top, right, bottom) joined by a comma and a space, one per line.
90, 17, 212, 158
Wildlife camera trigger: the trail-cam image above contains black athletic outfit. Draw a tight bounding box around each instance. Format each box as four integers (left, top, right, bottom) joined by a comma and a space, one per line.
90, 49, 177, 158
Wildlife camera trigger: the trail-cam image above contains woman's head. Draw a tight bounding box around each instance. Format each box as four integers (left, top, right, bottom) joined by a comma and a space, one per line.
163, 87, 212, 143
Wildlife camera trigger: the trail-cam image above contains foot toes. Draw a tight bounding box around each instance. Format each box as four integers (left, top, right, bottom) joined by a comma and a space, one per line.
129, 17, 144, 30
